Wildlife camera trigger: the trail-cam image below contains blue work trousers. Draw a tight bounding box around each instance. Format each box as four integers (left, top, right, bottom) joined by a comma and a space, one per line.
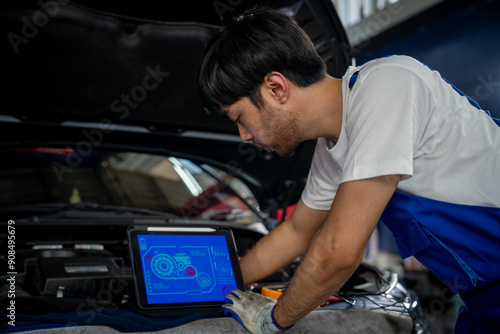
381, 191, 500, 333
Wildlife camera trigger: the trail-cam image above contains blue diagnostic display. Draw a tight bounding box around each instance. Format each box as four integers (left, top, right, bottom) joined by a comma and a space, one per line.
137, 234, 238, 305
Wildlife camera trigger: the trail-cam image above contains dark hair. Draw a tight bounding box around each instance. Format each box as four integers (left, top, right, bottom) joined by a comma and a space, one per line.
197, 6, 326, 113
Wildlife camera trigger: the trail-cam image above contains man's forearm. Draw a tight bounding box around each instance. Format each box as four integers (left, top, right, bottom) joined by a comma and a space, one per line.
271, 175, 401, 328
240, 219, 310, 285
240, 199, 329, 285
272, 237, 362, 327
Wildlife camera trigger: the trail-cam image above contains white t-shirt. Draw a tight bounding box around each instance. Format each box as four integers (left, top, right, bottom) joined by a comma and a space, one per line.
302, 55, 500, 211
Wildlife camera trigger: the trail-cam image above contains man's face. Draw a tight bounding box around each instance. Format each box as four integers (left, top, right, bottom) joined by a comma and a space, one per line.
221, 97, 302, 157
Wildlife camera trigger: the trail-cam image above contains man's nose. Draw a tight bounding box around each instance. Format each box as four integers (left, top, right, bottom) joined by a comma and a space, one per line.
237, 123, 253, 142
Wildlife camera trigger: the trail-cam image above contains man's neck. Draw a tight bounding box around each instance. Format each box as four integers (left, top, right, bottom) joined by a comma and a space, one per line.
296, 75, 343, 142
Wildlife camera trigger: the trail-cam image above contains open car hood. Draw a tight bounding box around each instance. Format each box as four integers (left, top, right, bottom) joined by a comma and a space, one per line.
0, 0, 351, 212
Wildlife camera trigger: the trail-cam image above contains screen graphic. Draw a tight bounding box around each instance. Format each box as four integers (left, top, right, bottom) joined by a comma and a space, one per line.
137, 234, 238, 305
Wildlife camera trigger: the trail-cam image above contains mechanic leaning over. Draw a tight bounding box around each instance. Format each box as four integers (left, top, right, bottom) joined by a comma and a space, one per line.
197, 6, 500, 334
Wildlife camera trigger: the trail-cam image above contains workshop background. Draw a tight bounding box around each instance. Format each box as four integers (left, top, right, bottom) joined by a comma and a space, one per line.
1, 0, 498, 333
333, 0, 500, 333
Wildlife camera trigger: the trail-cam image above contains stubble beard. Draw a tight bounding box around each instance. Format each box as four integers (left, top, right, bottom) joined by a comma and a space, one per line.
261, 105, 302, 157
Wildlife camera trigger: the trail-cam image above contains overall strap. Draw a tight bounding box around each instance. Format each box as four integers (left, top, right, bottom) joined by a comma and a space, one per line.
348, 71, 359, 89
416, 59, 500, 126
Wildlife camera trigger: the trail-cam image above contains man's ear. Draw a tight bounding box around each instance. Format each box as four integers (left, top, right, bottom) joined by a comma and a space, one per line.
263, 72, 289, 104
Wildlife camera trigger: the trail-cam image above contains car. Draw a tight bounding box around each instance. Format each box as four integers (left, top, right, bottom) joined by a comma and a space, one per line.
0, 0, 428, 333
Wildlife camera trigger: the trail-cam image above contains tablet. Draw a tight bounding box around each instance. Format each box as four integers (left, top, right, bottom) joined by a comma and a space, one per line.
127, 225, 244, 316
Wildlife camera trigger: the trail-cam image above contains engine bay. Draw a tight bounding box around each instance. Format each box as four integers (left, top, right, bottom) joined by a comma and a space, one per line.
0, 218, 271, 316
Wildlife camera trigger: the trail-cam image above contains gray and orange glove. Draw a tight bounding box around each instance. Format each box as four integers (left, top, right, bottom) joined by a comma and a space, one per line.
222, 289, 294, 334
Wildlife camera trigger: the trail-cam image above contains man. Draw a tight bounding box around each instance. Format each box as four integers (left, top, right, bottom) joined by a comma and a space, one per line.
197, 6, 500, 334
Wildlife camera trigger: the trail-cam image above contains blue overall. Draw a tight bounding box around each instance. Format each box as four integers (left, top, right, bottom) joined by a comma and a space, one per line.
348, 68, 500, 333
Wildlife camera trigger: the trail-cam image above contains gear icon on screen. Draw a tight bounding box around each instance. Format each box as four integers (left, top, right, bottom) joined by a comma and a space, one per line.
152, 255, 175, 277
196, 272, 212, 287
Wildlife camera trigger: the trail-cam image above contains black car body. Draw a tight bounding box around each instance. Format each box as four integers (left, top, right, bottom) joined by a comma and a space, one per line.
0, 1, 427, 333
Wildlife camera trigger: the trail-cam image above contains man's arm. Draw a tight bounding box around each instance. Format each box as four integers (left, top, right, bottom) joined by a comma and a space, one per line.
240, 198, 329, 285
273, 174, 401, 327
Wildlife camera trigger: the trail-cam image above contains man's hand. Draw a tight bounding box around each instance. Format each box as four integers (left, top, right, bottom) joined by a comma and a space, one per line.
222, 289, 288, 334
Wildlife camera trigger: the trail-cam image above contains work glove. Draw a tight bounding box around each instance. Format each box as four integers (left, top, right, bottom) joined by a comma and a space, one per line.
222, 289, 293, 334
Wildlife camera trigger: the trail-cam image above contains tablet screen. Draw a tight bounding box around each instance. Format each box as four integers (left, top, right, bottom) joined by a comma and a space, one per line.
128, 226, 243, 314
